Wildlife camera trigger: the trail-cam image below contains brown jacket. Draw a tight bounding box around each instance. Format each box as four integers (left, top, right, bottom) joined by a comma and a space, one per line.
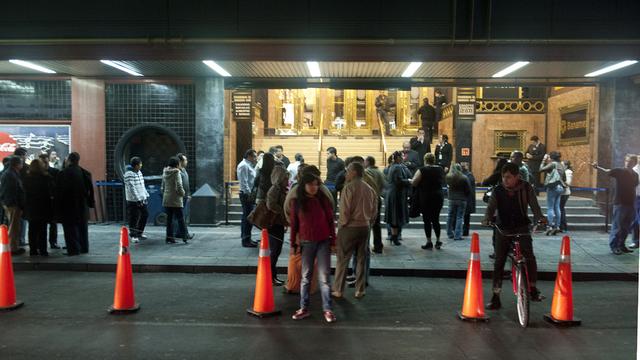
339, 177, 378, 228
266, 166, 289, 226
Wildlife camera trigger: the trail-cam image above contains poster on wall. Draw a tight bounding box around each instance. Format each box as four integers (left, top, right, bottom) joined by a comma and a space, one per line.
558, 102, 589, 146
0, 125, 70, 170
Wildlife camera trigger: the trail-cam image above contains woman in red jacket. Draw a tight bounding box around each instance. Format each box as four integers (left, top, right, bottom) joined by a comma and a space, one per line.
289, 169, 337, 323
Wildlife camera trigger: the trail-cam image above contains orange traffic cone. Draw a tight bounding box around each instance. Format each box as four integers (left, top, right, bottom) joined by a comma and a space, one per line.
247, 229, 281, 318
458, 232, 488, 321
108, 227, 140, 314
0, 225, 23, 312
544, 236, 581, 326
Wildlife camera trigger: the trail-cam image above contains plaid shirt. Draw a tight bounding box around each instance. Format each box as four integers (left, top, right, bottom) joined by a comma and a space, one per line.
124, 170, 149, 202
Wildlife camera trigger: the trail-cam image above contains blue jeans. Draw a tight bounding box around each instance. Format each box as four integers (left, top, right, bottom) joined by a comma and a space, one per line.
300, 239, 332, 311
609, 204, 636, 251
546, 184, 564, 229
447, 199, 467, 240
239, 193, 255, 244
631, 196, 640, 243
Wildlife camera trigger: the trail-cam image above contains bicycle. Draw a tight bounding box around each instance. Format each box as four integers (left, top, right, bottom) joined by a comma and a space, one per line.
490, 222, 543, 328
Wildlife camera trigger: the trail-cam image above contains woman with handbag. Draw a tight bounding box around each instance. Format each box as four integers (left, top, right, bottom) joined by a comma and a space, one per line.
289, 170, 337, 323
411, 153, 445, 250
266, 166, 289, 286
540, 151, 566, 235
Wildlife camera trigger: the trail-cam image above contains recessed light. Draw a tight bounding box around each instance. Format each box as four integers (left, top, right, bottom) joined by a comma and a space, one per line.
492, 61, 530, 78
203, 60, 231, 77
9, 60, 56, 74
100, 60, 143, 76
306, 61, 321, 77
584, 60, 638, 77
401, 62, 422, 78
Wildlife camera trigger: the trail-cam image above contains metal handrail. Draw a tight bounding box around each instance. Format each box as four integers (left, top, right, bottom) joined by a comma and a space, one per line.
377, 113, 388, 166
317, 113, 324, 167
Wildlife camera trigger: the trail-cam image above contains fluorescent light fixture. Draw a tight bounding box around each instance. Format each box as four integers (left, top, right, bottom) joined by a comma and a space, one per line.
100, 60, 143, 76
401, 62, 422, 77
492, 61, 530, 78
9, 60, 56, 74
202, 60, 231, 77
306, 61, 321, 77
584, 60, 638, 77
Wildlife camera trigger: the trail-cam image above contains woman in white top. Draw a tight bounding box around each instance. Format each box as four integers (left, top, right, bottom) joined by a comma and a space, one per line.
560, 160, 574, 232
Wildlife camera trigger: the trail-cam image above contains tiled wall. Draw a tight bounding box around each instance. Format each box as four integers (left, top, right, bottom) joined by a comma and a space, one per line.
0, 80, 71, 120
105, 82, 196, 221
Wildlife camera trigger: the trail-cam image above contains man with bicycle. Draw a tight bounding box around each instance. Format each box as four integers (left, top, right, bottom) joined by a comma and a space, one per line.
482, 162, 547, 310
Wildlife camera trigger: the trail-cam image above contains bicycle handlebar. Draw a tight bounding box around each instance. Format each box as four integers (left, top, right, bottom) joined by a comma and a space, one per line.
489, 223, 541, 237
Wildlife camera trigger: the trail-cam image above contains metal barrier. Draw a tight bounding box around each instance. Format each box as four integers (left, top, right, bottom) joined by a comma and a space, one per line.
224, 181, 240, 226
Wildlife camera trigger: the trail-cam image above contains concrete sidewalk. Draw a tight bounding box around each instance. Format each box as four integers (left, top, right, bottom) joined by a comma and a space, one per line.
12, 224, 639, 280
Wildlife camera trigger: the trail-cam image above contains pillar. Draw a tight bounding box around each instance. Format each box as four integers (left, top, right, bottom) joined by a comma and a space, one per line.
195, 78, 225, 194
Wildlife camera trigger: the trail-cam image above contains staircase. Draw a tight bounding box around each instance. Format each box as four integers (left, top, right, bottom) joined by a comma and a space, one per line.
223, 195, 607, 232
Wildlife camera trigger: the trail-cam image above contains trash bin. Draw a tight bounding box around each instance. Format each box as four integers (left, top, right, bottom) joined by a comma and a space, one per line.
145, 178, 164, 225
189, 184, 220, 226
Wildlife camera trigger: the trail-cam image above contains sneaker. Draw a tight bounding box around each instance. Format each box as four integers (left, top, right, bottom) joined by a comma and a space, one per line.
612, 248, 623, 255
131, 237, 140, 244
486, 294, 501, 310
629, 243, 639, 249
347, 280, 356, 288
620, 246, 634, 253
346, 275, 356, 282
140, 234, 148, 240
530, 288, 545, 302
421, 242, 433, 250
323, 310, 337, 323
292, 308, 311, 320
434, 241, 443, 250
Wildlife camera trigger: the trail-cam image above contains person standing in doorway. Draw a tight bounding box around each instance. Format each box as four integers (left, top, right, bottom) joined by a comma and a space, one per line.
39, 153, 60, 249
176, 153, 194, 240
124, 156, 149, 244
237, 149, 258, 247
55, 152, 95, 255
593, 155, 639, 255
526, 135, 546, 192
417, 98, 436, 143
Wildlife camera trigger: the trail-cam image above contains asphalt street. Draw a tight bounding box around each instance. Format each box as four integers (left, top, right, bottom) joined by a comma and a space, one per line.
1, 272, 637, 360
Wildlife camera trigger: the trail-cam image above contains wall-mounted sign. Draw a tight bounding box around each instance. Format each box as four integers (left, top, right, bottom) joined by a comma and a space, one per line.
458, 103, 475, 116
461, 148, 470, 156
232, 90, 253, 121
559, 102, 589, 146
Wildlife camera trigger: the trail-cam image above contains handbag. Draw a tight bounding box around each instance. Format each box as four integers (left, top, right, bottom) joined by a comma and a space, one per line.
247, 201, 276, 229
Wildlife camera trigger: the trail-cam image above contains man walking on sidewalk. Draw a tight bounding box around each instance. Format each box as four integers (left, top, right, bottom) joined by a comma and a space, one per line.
332, 162, 378, 299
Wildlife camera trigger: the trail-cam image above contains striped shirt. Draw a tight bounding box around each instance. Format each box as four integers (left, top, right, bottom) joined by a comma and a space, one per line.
124, 170, 149, 202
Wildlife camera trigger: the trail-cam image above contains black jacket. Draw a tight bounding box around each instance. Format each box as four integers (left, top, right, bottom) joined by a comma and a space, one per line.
403, 150, 421, 175
409, 137, 431, 167
24, 172, 55, 222
417, 104, 436, 126
435, 142, 453, 169
55, 165, 95, 223
0, 168, 25, 209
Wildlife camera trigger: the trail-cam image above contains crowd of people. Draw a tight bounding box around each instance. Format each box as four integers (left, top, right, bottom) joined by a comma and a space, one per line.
0, 149, 94, 256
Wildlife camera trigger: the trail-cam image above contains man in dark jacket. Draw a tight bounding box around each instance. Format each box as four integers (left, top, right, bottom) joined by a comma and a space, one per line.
525, 135, 546, 191
417, 98, 436, 143
0, 156, 25, 254
435, 134, 453, 172
461, 162, 476, 237
56, 152, 95, 255
402, 141, 421, 175
39, 153, 60, 249
410, 128, 431, 167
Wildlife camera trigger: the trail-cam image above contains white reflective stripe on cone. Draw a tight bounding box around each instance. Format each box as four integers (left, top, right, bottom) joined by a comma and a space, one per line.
469, 252, 480, 261
259, 249, 271, 257
559, 254, 571, 263
0, 243, 10, 253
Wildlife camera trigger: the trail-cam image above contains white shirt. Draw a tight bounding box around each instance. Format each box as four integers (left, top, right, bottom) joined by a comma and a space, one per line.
563, 169, 573, 196
237, 159, 256, 194
634, 164, 640, 197
287, 161, 301, 184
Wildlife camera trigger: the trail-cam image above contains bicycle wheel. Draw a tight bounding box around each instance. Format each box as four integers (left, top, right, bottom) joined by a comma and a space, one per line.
515, 263, 530, 327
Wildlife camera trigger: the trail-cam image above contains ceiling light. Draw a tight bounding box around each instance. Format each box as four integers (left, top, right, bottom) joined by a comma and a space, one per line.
492, 61, 530, 78
202, 60, 231, 77
584, 60, 638, 77
9, 60, 56, 74
306, 61, 321, 77
401, 62, 422, 77
100, 60, 143, 76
